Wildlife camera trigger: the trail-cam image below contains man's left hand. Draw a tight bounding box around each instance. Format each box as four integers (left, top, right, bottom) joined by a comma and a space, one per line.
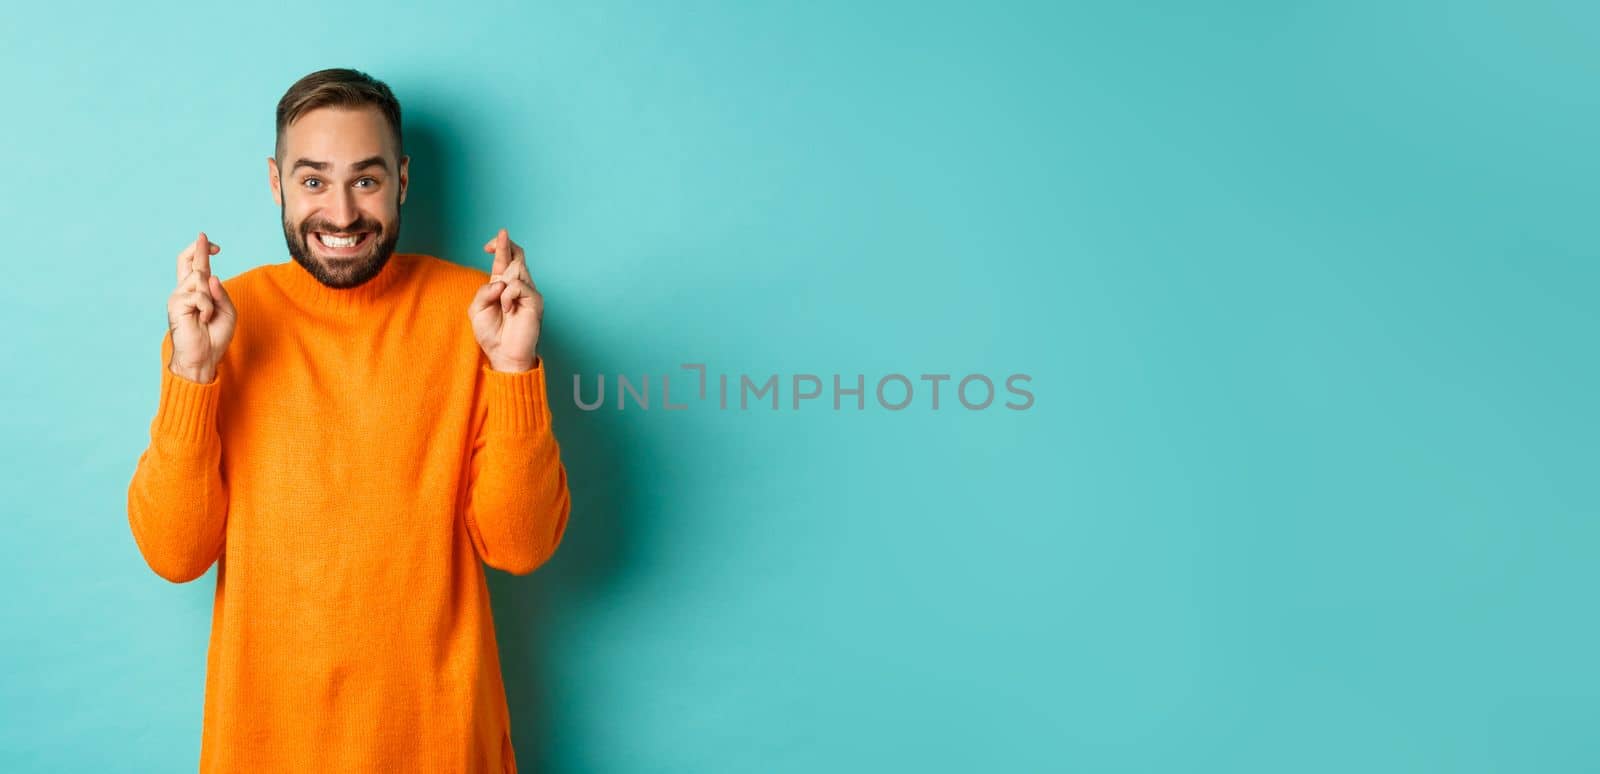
469, 228, 543, 372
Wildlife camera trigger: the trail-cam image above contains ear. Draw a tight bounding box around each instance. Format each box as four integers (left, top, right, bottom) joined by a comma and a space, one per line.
267, 156, 283, 207
398, 154, 410, 206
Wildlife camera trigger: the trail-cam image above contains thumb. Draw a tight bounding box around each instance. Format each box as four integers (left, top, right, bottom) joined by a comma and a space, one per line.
209, 275, 236, 319
468, 279, 505, 316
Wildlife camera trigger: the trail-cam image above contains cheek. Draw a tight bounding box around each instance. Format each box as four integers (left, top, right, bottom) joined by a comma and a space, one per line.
367, 205, 399, 229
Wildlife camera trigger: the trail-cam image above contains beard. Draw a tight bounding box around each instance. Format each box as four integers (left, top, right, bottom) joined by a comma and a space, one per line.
281, 203, 401, 289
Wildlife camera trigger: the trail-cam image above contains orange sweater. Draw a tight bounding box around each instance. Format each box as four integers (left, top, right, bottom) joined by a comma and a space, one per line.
126, 252, 570, 773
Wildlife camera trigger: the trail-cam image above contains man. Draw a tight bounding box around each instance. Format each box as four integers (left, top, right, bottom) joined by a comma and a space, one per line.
126, 68, 570, 773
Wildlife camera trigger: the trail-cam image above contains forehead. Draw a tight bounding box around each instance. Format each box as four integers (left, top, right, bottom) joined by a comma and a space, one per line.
280, 105, 396, 167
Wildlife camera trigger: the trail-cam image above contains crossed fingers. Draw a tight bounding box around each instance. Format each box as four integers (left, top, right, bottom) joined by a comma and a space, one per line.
485, 228, 534, 289
177, 232, 220, 287
483, 228, 540, 315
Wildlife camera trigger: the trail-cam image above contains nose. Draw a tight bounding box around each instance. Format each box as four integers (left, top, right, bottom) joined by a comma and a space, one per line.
328, 186, 359, 230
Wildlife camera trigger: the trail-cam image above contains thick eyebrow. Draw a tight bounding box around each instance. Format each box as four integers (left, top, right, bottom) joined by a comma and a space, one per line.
290, 156, 390, 174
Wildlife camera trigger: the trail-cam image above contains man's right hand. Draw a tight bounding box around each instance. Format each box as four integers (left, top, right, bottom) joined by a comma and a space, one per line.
167, 231, 238, 384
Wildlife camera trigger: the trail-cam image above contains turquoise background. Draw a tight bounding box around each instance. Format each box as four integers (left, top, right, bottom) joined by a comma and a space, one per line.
2, 1, 1596, 771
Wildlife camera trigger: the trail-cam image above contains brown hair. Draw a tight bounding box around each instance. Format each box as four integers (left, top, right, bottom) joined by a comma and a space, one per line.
275, 68, 403, 160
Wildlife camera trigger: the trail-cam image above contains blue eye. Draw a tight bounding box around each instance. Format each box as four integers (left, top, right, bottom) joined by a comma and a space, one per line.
303, 178, 321, 189
356, 177, 377, 188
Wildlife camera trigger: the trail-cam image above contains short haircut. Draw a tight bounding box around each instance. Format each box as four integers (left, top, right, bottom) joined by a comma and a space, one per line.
275, 68, 403, 160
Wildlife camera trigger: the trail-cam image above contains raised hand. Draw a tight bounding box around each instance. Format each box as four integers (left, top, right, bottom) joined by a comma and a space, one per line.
468, 228, 543, 372
167, 231, 238, 383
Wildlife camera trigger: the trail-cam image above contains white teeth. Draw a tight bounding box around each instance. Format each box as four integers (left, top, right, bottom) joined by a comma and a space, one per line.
318, 233, 361, 248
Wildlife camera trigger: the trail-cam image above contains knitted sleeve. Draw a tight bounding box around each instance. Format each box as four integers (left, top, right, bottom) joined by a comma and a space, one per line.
462, 356, 572, 575
126, 330, 230, 583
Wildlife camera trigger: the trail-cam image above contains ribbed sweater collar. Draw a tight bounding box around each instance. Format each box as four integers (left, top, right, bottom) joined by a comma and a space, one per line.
274, 252, 412, 314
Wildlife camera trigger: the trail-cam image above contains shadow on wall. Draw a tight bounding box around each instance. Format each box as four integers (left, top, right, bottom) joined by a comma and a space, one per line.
394, 117, 456, 262
401, 112, 643, 773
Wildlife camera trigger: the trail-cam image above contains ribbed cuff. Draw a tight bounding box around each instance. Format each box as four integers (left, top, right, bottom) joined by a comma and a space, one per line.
482, 357, 553, 436
154, 366, 221, 444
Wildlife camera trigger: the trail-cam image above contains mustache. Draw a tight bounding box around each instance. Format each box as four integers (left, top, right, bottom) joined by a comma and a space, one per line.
303, 220, 382, 235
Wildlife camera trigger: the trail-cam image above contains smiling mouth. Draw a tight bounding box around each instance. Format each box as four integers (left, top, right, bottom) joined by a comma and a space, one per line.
312, 231, 375, 254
